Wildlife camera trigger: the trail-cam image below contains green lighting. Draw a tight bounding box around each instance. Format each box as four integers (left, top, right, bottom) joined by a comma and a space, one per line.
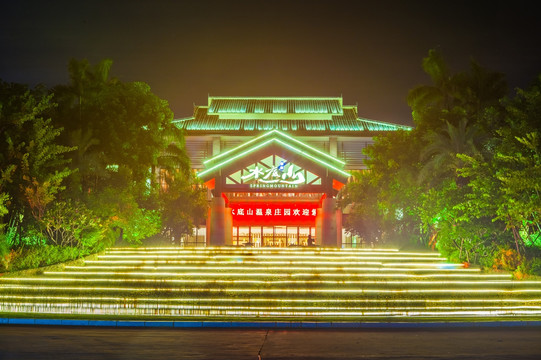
203, 129, 345, 166
197, 131, 350, 179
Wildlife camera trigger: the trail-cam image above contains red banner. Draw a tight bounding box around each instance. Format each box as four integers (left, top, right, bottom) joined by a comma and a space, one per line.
230, 202, 318, 226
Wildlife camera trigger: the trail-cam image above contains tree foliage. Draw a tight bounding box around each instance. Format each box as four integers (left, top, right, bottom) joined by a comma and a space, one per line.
344, 50, 541, 274
0, 59, 208, 272
0, 81, 74, 241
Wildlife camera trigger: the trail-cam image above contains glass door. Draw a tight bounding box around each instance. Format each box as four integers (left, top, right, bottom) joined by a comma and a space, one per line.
237, 226, 250, 246
274, 226, 286, 247
250, 226, 261, 247
287, 226, 298, 246
262, 226, 273, 247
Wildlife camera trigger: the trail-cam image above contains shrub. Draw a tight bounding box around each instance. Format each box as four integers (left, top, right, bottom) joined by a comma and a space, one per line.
492, 247, 523, 272
41, 200, 104, 248
9, 245, 89, 272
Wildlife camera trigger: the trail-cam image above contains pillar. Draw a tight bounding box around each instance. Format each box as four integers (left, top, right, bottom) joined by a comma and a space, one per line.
320, 197, 338, 247
212, 136, 221, 156
209, 196, 226, 246
224, 206, 233, 245
336, 207, 343, 247
329, 136, 337, 157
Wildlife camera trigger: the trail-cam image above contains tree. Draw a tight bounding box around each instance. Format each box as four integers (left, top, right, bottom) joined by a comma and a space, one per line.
340, 171, 384, 244
53, 58, 176, 193
344, 49, 519, 267
341, 130, 423, 247
51, 59, 196, 246
0, 80, 74, 244
407, 49, 507, 136
419, 119, 481, 187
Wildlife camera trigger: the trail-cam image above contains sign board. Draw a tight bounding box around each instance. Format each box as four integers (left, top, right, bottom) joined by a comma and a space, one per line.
225, 155, 321, 190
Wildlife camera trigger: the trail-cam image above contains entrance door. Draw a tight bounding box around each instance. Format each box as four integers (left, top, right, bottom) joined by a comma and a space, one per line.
298, 227, 315, 246
237, 226, 313, 247
287, 226, 298, 246
250, 227, 261, 247
262, 226, 273, 247
274, 226, 286, 247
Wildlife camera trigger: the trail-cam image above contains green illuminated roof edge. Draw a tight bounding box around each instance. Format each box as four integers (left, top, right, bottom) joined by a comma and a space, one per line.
197, 136, 350, 179
203, 129, 345, 166
357, 117, 412, 130
208, 96, 343, 101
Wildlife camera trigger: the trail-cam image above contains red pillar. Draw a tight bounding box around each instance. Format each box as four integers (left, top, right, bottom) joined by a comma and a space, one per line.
209, 196, 226, 246
320, 197, 338, 247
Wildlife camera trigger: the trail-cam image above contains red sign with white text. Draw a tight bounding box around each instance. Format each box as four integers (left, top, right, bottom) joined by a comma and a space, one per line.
230, 202, 318, 226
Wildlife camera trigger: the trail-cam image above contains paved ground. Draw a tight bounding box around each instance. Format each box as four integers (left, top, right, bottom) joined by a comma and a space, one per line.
1, 325, 540, 359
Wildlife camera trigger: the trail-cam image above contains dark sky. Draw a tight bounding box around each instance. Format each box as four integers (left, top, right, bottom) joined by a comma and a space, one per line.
1, 0, 540, 126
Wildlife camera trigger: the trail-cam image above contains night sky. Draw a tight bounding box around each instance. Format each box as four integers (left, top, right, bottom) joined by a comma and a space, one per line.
1, 0, 540, 126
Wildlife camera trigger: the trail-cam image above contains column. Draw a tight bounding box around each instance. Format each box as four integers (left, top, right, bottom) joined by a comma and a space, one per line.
209, 196, 226, 246
329, 136, 338, 157
212, 136, 221, 156
320, 196, 338, 247
224, 206, 233, 245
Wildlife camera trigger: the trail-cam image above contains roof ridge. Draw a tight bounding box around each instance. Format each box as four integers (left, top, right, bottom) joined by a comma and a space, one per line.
208, 96, 343, 100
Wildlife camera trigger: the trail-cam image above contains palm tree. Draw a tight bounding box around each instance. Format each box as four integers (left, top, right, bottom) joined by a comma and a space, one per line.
419, 118, 480, 186
65, 58, 114, 123
408, 49, 507, 136
407, 49, 456, 132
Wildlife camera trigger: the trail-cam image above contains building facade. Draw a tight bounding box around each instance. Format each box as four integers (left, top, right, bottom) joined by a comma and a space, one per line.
174, 96, 410, 247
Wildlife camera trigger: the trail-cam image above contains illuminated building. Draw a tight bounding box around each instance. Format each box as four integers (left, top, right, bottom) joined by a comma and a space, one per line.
174, 97, 410, 247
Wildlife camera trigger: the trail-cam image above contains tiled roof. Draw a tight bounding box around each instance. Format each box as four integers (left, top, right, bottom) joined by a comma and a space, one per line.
174, 96, 411, 134
207, 97, 343, 115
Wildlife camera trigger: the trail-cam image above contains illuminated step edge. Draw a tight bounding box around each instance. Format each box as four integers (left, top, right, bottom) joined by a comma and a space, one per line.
2, 302, 541, 312
3, 295, 541, 304
3, 277, 528, 286
44, 271, 506, 279
90, 260, 391, 264
1, 302, 540, 318
91, 259, 387, 265
2, 285, 541, 294
98, 254, 447, 263
104, 251, 441, 258
107, 247, 402, 253
80, 260, 446, 267
67, 266, 470, 272
102, 252, 446, 259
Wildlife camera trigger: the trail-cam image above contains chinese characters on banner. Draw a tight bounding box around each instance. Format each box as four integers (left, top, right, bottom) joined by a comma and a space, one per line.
230, 203, 318, 226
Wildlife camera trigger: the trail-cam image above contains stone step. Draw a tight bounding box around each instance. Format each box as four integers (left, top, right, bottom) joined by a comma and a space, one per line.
1, 246, 540, 321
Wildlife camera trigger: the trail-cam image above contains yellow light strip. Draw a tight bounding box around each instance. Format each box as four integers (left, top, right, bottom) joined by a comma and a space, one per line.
1, 301, 540, 312
3, 277, 527, 286
105, 249, 435, 256
107, 246, 400, 256
3, 284, 541, 294
86, 260, 386, 266
53, 269, 500, 279
63, 266, 482, 273
98, 255, 446, 262
2, 294, 540, 304
61, 265, 479, 273
1, 302, 541, 318
380, 263, 462, 267
99, 254, 447, 265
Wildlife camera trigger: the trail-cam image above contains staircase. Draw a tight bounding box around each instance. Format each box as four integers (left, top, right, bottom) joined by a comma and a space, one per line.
1, 247, 540, 321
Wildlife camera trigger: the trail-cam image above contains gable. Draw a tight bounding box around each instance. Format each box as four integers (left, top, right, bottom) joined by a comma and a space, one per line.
197, 130, 350, 182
